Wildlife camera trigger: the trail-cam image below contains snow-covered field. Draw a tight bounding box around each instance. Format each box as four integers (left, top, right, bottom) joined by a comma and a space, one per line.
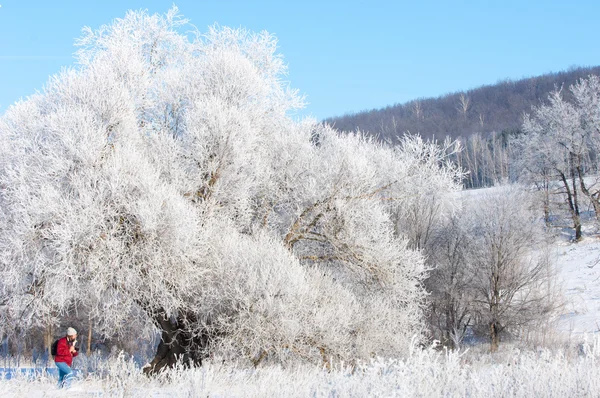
555, 233, 600, 336
1, 341, 599, 397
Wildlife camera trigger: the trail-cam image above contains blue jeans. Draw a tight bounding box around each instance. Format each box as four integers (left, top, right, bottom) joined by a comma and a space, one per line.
55, 361, 73, 388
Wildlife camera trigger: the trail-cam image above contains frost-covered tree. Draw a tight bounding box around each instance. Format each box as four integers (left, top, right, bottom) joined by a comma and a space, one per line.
570, 75, 600, 217
466, 186, 560, 352
425, 208, 474, 349
0, 8, 462, 371
392, 136, 463, 250
521, 76, 600, 239
523, 87, 584, 239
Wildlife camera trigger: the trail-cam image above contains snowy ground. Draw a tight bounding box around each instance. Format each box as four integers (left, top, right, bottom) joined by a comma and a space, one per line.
1, 344, 599, 397
554, 232, 600, 336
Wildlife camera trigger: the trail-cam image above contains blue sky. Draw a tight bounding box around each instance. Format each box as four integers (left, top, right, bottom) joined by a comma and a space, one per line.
1, 1, 600, 120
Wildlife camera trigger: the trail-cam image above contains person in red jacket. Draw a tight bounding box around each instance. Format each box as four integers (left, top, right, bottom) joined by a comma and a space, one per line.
55, 327, 78, 388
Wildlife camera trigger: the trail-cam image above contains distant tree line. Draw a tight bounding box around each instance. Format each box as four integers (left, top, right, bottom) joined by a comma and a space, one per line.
447, 130, 519, 189
327, 66, 600, 191
326, 66, 600, 143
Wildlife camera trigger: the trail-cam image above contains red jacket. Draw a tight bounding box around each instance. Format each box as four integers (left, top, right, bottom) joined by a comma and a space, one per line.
54, 336, 78, 367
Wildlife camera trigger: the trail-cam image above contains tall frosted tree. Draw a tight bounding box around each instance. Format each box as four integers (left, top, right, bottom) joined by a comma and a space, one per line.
0, 8, 462, 371
521, 75, 600, 239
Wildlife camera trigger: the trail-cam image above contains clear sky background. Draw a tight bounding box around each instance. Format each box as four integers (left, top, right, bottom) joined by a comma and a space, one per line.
1, 0, 599, 120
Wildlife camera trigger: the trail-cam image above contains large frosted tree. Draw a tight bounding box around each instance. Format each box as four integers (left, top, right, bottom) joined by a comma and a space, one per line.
0, 8, 462, 371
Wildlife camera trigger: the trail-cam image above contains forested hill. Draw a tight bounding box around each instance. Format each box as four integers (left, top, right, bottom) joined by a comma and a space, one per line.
325, 66, 600, 142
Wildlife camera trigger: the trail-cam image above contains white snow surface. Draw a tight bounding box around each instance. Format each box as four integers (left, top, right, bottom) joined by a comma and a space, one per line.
2, 343, 600, 397
554, 233, 600, 335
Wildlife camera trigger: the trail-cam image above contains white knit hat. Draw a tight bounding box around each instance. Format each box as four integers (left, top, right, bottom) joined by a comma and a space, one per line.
66, 327, 77, 336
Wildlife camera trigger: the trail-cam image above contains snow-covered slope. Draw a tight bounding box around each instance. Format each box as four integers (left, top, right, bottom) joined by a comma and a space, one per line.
554, 234, 600, 335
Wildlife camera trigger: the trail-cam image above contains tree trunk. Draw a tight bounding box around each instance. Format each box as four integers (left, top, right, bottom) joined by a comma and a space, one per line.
540, 175, 551, 227
490, 322, 499, 352
577, 166, 600, 220
87, 318, 92, 355
559, 170, 582, 241
143, 309, 210, 375
45, 323, 53, 358
571, 161, 582, 241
